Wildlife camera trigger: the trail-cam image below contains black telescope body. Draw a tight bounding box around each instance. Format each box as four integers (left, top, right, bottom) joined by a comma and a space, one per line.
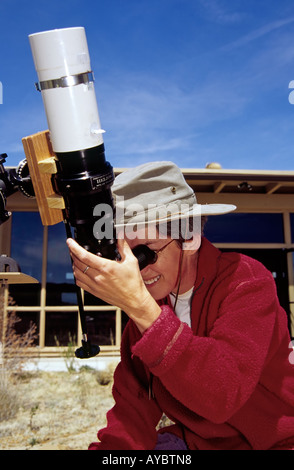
52, 144, 118, 260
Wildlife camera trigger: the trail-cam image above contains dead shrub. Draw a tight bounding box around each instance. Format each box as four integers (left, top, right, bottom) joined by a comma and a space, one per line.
94, 363, 116, 386
0, 376, 20, 422
0, 292, 38, 422
0, 293, 37, 373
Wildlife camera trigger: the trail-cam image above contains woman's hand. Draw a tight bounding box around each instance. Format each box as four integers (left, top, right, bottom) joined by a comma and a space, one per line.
66, 238, 161, 333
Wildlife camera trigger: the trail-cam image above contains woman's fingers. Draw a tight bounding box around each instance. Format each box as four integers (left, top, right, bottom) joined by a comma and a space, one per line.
67, 238, 101, 267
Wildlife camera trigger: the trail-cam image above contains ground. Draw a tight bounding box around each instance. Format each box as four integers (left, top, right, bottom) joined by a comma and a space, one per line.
0, 367, 115, 450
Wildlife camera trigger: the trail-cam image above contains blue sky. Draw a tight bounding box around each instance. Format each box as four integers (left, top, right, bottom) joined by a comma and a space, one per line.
1, 0, 294, 171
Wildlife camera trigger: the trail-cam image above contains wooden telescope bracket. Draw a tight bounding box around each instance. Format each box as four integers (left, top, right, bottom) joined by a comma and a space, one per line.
22, 130, 64, 227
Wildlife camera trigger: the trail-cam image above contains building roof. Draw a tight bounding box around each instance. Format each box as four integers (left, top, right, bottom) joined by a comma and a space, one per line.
115, 166, 294, 195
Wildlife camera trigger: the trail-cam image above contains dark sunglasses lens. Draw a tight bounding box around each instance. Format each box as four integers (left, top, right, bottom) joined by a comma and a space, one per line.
132, 245, 158, 270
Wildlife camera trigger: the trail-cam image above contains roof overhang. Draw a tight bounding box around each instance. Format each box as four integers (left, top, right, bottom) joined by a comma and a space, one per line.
114, 167, 294, 195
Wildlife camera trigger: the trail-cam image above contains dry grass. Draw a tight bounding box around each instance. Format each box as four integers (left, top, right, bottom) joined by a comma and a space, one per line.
0, 366, 116, 450
0, 296, 117, 450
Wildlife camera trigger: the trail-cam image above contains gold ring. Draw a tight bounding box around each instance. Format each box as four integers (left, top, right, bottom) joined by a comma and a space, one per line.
83, 266, 90, 274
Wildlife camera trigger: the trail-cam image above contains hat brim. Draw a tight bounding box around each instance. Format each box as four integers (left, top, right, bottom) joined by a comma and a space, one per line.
198, 203, 237, 216
114, 203, 236, 228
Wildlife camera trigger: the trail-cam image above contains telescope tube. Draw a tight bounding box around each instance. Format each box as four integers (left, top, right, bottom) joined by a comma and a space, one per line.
29, 27, 117, 259
29, 27, 104, 153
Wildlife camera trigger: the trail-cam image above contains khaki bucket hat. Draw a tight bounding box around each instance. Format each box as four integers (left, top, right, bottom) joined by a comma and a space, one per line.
112, 161, 236, 228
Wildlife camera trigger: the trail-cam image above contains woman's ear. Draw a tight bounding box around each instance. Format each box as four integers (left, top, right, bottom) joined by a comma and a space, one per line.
182, 233, 201, 253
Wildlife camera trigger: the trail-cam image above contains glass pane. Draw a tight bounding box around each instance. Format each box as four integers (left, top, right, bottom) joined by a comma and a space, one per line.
9, 212, 43, 305
46, 222, 76, 305
290, 214, 294, 243
46, 283, 77, 306
85, 310, 116, 346
45, 311, 78, 346
204, 213, 284, 243
10, 212, 43, 280
12, 311, 39, 346
8, 284, 41, 306
84, 292, 110, 306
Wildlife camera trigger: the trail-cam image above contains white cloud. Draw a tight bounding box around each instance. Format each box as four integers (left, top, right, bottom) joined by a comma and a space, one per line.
222, 16, 294, 51
98, 71, 250, 164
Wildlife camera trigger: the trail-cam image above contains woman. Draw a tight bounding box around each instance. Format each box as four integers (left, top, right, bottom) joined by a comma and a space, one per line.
67, 161, 294, 450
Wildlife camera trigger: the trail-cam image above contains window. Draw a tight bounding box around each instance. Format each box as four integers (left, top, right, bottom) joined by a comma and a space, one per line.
10, 212, 43, 281
204, 213, 284, 243
46, 222, 76, 306
9, 212, 43, 305
45, 311, 78, 346
85, 310, 116, 346
13, 311, 39, 346
6, 212, 123, 351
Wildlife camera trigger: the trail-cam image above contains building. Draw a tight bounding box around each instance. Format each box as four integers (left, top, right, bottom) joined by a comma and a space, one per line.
1, 164, 294, 362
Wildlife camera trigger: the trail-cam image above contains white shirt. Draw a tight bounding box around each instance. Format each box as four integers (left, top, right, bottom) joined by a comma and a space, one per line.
169, 286, 194, 327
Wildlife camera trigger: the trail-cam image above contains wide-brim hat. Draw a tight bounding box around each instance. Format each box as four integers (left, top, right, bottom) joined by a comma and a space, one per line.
112, 161, 236, 228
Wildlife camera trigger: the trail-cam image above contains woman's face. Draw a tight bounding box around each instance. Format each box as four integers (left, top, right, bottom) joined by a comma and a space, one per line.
125, 228, 182, 300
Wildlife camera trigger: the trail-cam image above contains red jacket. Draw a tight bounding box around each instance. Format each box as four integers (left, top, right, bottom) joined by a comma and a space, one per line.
89, 238, 294, 450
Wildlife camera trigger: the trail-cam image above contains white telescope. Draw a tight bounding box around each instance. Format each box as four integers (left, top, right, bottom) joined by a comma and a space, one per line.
29, 27, 104, 153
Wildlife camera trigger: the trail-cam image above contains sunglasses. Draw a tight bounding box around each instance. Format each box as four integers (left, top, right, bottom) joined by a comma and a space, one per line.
132, 239, 175, 271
